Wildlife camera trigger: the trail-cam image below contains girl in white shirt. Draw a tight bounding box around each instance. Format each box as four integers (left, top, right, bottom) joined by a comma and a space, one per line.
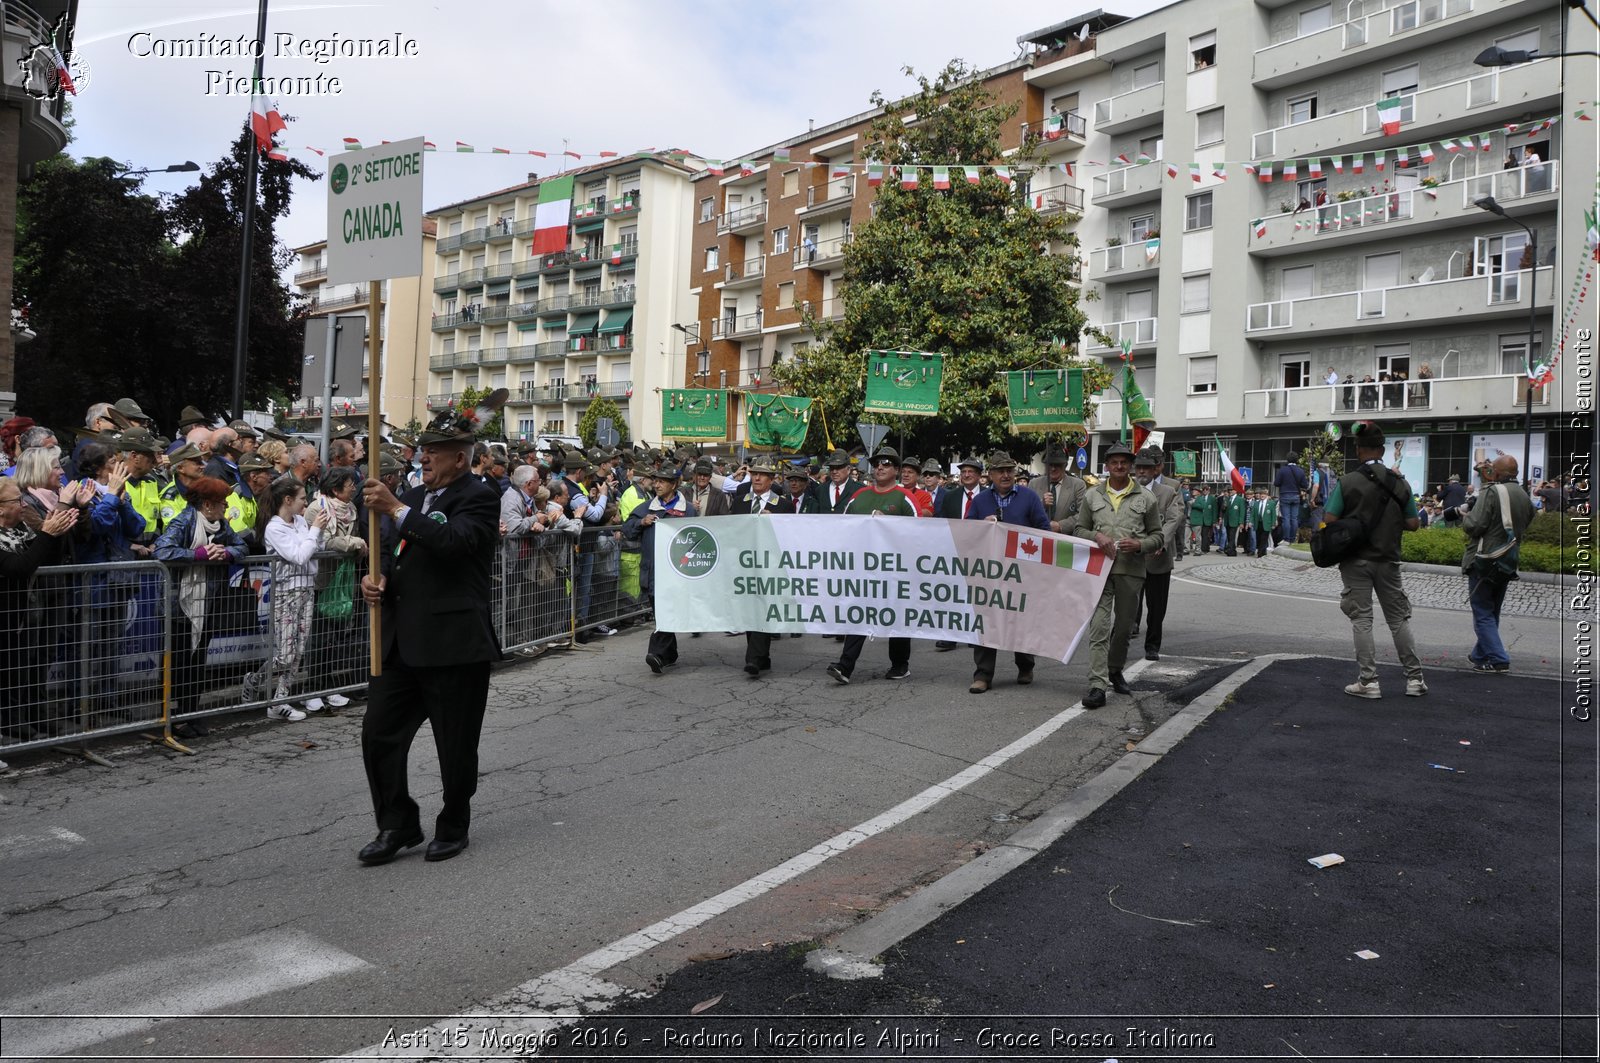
245, 477, 330, 720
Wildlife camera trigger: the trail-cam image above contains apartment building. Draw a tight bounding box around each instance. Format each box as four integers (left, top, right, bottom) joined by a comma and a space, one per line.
425, 156, 697, 445
682, 61, 1036, 445
1021, 0, 1593, 486
288, 224, 437, 432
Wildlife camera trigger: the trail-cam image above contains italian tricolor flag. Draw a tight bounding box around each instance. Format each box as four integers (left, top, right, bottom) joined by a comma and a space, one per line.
1004, 530, 1107, 575
530, 174, 574, 255
1376, 97, 1404, 136
1215, 434, 1247, 493
249, 87, 286, 155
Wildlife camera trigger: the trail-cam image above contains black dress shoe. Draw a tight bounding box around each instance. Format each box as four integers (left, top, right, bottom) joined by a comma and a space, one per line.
425, 836, 469, 862
1110, 671, 1133, 695
744, 663, 761, 676
1144, 650, 1160, 661
1082, 687, 1106, 709
358, 828, 424, 866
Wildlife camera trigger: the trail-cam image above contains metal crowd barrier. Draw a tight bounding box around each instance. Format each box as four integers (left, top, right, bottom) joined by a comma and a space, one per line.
1, 528, 658, 762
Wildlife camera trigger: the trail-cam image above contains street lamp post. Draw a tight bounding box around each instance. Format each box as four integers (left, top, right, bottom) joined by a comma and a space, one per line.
1474, 195, 1538, 485
115, 161, 200, 179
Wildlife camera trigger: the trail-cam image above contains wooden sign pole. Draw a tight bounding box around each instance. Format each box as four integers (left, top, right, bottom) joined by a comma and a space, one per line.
367, 279, 384, 678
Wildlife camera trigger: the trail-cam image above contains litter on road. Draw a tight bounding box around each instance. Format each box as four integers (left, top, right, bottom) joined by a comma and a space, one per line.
1307, 853, 1345, 869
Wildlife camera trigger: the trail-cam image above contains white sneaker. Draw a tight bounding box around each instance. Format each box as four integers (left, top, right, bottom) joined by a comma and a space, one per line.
267, 704, 307, 722
1405, 678, 1428, 697
302, 697, 326, 713
1343, 680, 1381, 700
326, 694, 351, 708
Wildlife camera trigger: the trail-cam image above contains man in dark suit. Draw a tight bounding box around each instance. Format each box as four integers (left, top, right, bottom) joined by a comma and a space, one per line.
782, 466, 821, 514
821, 449, 859, 513
964, 451, 1049, 692
732, 458, 786, 676
357, 396, 505, 866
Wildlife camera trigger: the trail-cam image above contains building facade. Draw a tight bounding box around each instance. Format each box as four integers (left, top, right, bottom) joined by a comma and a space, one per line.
289, 223, 436, 432
424, 156, 697, 445
1021, 0, 1592, 487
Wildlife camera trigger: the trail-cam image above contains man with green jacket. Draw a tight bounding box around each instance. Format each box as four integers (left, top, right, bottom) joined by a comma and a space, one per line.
1222, 485, 1250, 556
1077, 442, 1165, 708
1451, 453, 1533, 673
1252, 489, 1279, 557
1187, 483, 1217, 553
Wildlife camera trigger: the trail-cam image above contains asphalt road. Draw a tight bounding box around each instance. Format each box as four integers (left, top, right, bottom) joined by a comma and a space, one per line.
0, 555, 1584, 1060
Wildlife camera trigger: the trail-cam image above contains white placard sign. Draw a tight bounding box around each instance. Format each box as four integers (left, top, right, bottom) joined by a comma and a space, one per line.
325, 136, 424, 284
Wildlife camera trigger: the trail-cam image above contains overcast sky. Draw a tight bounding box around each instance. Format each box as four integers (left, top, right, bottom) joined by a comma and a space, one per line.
67, 0, 1168, 255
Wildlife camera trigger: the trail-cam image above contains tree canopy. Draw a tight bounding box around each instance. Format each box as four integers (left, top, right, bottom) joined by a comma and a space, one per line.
14, 124, 317, 435
771, 60, 1107, 461
578, 395, 631, 448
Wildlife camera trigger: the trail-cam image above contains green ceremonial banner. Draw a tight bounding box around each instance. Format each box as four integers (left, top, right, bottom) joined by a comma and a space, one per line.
1006, 368, 1085, 433
654, 515, 1111, 660
661, 389, 728, 440
744, 394, 812, 450
1172, 450, 1198, 478
863, 350, 944, 417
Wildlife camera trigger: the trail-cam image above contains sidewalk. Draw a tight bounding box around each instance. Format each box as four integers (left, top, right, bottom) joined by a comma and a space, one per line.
564, 657, 1596, 1059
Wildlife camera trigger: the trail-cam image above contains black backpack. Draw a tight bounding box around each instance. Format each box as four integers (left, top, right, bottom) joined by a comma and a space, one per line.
1310, 465, 1406, 568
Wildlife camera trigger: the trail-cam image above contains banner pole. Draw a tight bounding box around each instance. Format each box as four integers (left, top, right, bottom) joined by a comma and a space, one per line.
367, 280, 384, 678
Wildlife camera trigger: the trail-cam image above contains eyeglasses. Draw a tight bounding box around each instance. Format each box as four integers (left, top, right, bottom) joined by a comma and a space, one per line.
874, 460, 897, 468
0, 497, 21, 507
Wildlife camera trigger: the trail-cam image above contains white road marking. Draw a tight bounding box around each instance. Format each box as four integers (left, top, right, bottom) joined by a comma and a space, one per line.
0, 826, 86, 861
1, 929, 370, 1058
1173, 573, 1342, 603
331, 659, 1156, 1059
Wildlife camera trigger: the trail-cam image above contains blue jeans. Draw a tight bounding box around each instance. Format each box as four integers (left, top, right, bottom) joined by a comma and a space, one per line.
1279, 499, 1302, 543
1467, 571, 1510, 667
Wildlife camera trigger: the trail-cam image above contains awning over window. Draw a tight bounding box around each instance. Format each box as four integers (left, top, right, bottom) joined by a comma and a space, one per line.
569, 311, 601, 334
597, 307, 633, 334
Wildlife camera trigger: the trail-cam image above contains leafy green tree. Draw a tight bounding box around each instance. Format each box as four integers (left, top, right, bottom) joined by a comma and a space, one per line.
772, 61, 1106, 459
14, 124, 316, 432
577, 395, 631, 448
452, 384, 506, 439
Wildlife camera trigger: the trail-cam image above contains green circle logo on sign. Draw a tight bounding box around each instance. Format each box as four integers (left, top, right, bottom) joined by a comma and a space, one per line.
892, 364, 919, 390
330, 163, 349, 195
667, 525, 718, 580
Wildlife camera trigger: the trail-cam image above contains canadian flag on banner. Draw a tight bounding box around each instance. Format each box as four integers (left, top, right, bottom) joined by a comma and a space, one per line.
1003, 530, 1107, 574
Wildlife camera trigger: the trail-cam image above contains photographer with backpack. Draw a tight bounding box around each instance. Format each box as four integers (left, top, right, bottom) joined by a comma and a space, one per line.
1447, 454, 1532, 673
1319, 422, 1426, 700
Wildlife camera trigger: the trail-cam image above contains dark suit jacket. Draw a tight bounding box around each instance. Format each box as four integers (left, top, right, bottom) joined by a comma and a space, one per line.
936, 484, 982, 520
785, 482, 822, 514
821, 477, 859, 513
730, 483, 785, 515
381, 474, 502, 667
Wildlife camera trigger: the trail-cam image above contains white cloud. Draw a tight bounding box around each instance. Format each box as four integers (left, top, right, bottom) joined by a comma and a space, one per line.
66, 0, 1166, 252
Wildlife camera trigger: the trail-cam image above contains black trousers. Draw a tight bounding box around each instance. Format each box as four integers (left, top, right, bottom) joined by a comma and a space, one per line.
745, 632, 773, 669
1142, 571, 1171, 654
361, 653, 492, 842
973, 646, 1033, 680
836, 634, 909, 677
647, 629, 679, 663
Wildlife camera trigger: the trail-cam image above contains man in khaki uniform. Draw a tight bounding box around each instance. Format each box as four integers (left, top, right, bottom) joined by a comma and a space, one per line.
1132, 446, 1184, 661
1323, 422, 1425, 698
1077, 442, 1165, 708
1041, 443, 1086, 537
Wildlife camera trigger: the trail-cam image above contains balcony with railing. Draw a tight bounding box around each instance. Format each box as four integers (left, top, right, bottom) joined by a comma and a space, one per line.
1245, 265, 1555, 337
535, 293, 573, 316
1254, 0, 1488, 90
431, 311, 465, 331
294, 263, 328, 285
793, 232, 853, 270
711, 311, 763, 340
613, 235, 640, 263
1092, 81, 1165, 135
1029, 182, 1086, 216
601, 333, 633, 354
309, 289, 370, 314
457, 225, 491, 249
429, 351, 462, 371
484, 261, 519, 283
1250, 161, 1559, 255
1252, 59, 1557, 161
1241, 371, 1546, 421
1083, 317, 1159, 354
504, 343, 543, 364
721, 256, 765, 289
479, 346, 510, 366
803, 297, 845, 323
608, 190, 642, 217
1087, 241, 1160, 280
567, 285, 637, 310
426, 392, 460, 410
519, 384, 566, 404
573, 197, 608, 223
539, 250, 577, 273
798, 176, 856, 217
717, 200, 768, 234
486, 217, 517, 242
1021, 111, 1088, 147
1091, 162, 1163, 206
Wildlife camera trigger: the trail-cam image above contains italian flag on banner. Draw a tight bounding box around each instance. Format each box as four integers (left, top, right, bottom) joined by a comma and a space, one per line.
1215, 434, 1247, 493
342, 137, 362, 151
932, 166, 950, 189
530, 174, 575, 255
249, 86, 286, 155
611, 243, 622, 264
964, 166, 982, 185
1376, 97, 1404, 135
900, 166, 919, 190
866, 164, 884, 186
1005, 529, 1107, 575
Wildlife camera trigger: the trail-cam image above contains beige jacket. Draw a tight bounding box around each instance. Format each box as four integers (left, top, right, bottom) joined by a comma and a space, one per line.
1077, 480, 1166, 577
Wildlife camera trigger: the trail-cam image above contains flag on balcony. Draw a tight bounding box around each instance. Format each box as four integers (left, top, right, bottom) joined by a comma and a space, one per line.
1257, 163, 1274, 183
964, 166, 982, 184
1376, 97, 1404, 135
250, 89, 286, 155
1165, 161, 1178, 179
1123, 363, 1156, 452
933, 166, 951, 190
739, 160, 755, 176
1044, 114, 1065, 140
1145, 237, 1159, 262
1308, 158, 1322, 179
1252, 218, 1267, 238
1116, 152, 1131, 164
830, 162, 851, 179
1352, 154, 1365, 174
1526, 117, 1554, 136
993, 166, 1013, 185
773, 146, 791, 162
1214, 435, 1246, 494
1374, 152, 1386, 171
1283, 160, 1297, 180
1243, 164, 1258, 178
343, 137, 362, 150
900, 166, 919, 190
611, 243, 623, 264
1062, 161, 1075, 177
1578, 109, 1592, 121
531, 174, 575, 255
705, 160, 724, 175
1212, 162, 1227, 179
1503, 121, 1521, 136
1418, 143, 1436, 164
1136, 152, 1153, 164
1331, 156, 1345, 174
1191, 162, 1203, 182
1442, 138, 1460, 153
455, 140, 474, 152
866, 164, 884, 186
